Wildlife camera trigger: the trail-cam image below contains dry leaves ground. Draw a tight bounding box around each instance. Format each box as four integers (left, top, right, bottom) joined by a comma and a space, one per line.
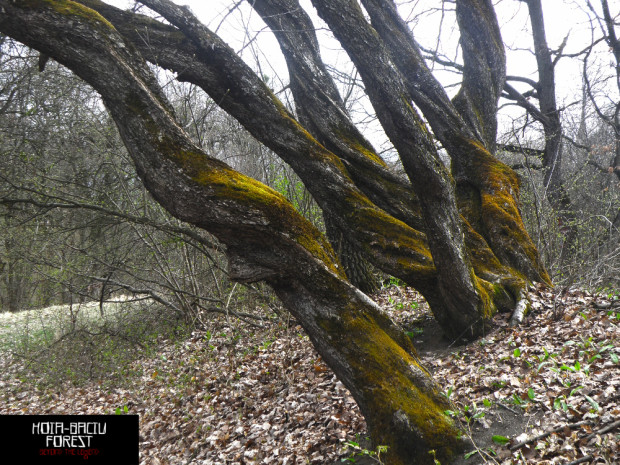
0, 283, 619, 465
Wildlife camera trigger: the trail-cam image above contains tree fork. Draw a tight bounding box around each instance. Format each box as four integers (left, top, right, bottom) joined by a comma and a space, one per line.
361, 0, 550, 286
312, 0, 492, 338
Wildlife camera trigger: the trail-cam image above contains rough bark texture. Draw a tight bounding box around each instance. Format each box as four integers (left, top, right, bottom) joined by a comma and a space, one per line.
310, 0, 493, 339
324, 212, 379, 293
74, 0, 438, 285
347, 0, 549, 312
250, 0, 386, 293
0, 0, 554, 463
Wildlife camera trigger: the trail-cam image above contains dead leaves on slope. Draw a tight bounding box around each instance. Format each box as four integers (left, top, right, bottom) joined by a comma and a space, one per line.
425, 284, 620, 464
0, 283, 618, 464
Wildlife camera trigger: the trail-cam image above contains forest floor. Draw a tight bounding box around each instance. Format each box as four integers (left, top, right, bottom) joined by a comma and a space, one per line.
1, 283, 619, 465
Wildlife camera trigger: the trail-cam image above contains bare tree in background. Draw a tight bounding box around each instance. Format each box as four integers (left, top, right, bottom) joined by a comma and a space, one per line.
583, 0, 620, 228
502, 0, 577, 264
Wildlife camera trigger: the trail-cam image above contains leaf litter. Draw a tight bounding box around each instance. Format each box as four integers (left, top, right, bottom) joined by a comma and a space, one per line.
0, 283, 618, 464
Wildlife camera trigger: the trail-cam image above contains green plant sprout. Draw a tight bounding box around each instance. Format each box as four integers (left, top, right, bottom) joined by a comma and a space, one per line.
341, 439, 388, 464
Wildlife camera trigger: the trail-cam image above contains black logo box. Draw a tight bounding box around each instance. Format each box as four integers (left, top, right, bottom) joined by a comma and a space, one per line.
2, 415, 139, 464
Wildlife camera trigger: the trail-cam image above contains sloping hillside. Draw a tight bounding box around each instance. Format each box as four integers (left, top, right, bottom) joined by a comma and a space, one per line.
1, 284, 618, 464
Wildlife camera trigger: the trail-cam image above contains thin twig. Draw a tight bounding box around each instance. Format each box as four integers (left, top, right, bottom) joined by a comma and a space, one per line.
509, 420, 594, 451
585, 419, 620, 440
565, 456, 593, 465
496, 402, 520, 415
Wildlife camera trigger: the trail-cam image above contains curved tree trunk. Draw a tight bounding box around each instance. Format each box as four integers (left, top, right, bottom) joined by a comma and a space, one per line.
0, 0, 553, 463
0, 2, 467, 463
323, 0, 550, 319
72, 0, 551, 340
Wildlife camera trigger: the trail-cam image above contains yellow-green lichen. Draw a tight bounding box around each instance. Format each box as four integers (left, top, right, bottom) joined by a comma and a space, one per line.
456, 136, 551, 284
317, 301, 466, 464
124, 87, 345, 279
172, 147, 346, 278
267, 90, 357, 181
332, 123, 387, 167
349, 202, 435, 278
19, 0, 115, 30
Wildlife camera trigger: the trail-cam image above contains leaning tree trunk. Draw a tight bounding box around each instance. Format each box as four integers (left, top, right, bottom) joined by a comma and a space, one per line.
253, 0, 544, 336
314, 0, 550, 327
0, 2, 469, 463
72, 0, 551, 342
0, 0, 559, 462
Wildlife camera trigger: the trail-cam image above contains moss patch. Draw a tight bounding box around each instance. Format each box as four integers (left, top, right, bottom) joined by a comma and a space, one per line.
317, 299, 466, 465
455, 136, 551, 284
18, 0, 115, 30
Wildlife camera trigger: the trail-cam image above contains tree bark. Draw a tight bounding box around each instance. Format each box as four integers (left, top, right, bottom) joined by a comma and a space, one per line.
0, 2, 468, 463
250, 0, 388, 294
361, 1, 548, 287
311, 0, 499, 340
75, 0, 438, 286
323, 0, 549, 319
324, 211, 379, 293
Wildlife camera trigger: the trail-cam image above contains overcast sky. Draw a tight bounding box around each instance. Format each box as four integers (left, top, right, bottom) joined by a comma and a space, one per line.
106, 1, 608, 96
105, 0, 616, 149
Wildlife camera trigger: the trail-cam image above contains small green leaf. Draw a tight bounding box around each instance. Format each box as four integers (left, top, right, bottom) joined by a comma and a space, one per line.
513, 348, 521, 357
569, 386, 583, 397
585, 395, 600, 412
464, 449, 479, 459
588, 354, 602, 363
492, 435, 510, 445
527, 388, 536, 400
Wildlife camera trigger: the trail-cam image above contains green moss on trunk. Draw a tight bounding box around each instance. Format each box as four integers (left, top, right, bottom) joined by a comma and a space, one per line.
316, 300, 468, 465
17, 0, 114, 30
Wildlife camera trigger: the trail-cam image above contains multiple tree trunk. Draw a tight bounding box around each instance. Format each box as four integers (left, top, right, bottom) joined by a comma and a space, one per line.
0, 1, 552, 463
